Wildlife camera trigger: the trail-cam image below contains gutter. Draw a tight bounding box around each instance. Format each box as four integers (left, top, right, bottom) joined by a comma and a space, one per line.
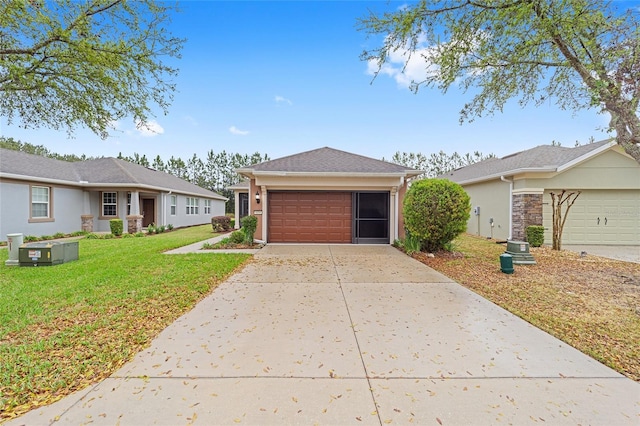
500, 175, 513, 240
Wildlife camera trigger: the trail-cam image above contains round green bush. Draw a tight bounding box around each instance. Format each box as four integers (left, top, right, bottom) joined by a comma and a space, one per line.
230, 230, 245, 244
403, 178, 471, 252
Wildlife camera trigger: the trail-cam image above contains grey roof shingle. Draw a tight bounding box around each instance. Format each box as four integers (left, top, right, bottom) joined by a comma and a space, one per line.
241, 147, 420, 174
0, 148, 225, 199
444, 140, 613, 183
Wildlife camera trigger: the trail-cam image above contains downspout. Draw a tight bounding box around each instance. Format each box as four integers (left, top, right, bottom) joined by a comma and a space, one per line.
500, 176, 513, 240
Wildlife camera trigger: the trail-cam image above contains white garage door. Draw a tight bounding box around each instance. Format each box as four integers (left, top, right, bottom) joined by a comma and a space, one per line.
543, 190, 640, 245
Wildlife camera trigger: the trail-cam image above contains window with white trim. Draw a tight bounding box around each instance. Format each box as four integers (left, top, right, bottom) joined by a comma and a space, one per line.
31, 186, 50, 218
186, 197, 199, 215
102, 192, 117, 216
127, 193, 132, 215
170, 195, 177, 216
204, 199, 211, 215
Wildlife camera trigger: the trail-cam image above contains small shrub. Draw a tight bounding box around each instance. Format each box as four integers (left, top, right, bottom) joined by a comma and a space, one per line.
135, 232, 145, 238
109, 219, 124, 236
230, 230, 245, 244
147, 224, 156, 234
85, 233, 100, 239
240, 215, 258, 245
404, 232, 422, 255
230, 219, 235, 229
71, 231, 87, 237
211, 216, 231, 232
202, 242, 215, 249
40, 235, 53, 241
526, 225, 545, 247
167, 224, 174, 231
103, 233, 115, 239
403, 178, 471, 253
24, 235, 39, 242
157, 225, 166, 233
122, 233, 134, 238
53, 232, 65, 239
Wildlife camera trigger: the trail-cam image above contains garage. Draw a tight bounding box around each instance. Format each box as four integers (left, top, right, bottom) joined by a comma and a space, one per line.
268, 191, 352, 243
543, 189, 640, 245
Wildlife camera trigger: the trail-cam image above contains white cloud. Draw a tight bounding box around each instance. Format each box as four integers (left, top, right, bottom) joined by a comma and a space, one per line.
275, 95, 293, 105
135, 120, 164, 137
367, 35, 440, 89
229, 125, 249, 136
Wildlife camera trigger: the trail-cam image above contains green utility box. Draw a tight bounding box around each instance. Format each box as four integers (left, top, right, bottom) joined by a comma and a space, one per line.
505, 240, 536, 265
500, 253, 514, 274
19, 241, 79, 267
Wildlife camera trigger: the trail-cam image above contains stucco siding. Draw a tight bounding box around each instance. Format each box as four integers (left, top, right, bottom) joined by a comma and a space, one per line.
453, 180, 511, 241
516, 150, 640, 191
0, 181, 84, 238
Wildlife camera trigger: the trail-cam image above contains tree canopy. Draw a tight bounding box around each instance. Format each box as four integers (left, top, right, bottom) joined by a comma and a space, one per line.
359, 0, 640, 162
0, 0, 183, 138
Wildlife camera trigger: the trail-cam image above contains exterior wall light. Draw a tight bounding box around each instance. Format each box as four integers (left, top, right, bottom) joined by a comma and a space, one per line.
255, 191, 261, 204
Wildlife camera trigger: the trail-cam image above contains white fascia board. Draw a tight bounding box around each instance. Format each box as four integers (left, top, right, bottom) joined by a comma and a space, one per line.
250, 171, 409, 178
453, 167, 557, 185
1, 173, 228, 201
556, 140, 616, 173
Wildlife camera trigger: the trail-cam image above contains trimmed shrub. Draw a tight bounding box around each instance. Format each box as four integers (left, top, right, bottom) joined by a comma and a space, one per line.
240, 215, 258, 245
211, 216, 231, 232
230, 219, 235, 229
167, 224, 174, 231
230, 230, 245, 244
109, 219, 124, 236
403, 178, 471, 253
526, 225, 545, 247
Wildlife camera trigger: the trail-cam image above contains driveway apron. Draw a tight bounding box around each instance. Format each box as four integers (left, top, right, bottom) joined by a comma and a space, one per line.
10, 245, 639, 425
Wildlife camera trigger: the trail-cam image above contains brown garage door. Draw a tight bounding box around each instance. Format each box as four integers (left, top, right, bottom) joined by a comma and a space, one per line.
268, 192, 352, 243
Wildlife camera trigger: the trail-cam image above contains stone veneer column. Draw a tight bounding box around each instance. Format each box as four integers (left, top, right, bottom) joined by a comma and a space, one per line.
512, 193, 543, 241
126, 215, 143, 234
81, 215, 94, 233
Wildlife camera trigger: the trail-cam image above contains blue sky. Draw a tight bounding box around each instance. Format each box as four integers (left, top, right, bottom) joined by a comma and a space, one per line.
1, 0, 630, 163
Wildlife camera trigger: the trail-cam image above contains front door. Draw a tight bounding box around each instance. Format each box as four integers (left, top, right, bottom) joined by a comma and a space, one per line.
142, 198, 155, 227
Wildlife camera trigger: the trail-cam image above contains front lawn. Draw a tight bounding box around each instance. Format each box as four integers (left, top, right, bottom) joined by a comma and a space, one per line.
411, 234, 640, 382
0, 225, 251, 420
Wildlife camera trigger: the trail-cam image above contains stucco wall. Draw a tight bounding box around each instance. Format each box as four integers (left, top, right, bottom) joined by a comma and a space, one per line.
0, 181, 85, 239
460, 180, 512, 241
515, 149, 640, 191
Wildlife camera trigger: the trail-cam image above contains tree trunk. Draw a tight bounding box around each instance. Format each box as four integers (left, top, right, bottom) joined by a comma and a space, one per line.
550, 190, 581, 251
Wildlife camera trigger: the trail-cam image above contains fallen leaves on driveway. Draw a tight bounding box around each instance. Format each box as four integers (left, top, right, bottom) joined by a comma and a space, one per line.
409, 234, 640, 382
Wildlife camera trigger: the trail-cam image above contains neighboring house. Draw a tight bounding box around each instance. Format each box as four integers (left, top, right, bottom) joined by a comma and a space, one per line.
0, 148, 227, 239
443, 140, 640, 245
232, 147, 422, 244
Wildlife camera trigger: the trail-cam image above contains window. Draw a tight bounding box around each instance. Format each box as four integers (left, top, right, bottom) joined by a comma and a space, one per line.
204, 199, 211, 215
31, 186, 50, 218
186, 197, 199, 215
127, 193, 132, 215
102, 192, 117, 216
170, 195, 177, 216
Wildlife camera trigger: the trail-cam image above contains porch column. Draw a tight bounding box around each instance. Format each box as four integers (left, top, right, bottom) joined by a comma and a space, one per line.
391, 186, 398, 243
234, 190, 240, 229
81, 190, 93, 232
261, 186, 267, 242
129, 191, 141, 215
126, 190, 143, 234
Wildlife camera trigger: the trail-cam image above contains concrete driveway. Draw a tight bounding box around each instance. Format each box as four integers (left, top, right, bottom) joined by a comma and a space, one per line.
10, 245, 639, 425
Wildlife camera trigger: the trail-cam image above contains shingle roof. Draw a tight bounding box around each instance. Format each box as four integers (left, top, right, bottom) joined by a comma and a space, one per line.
0, 148, 226, 200
240, 147, 421, 175
444, 140, 614, 184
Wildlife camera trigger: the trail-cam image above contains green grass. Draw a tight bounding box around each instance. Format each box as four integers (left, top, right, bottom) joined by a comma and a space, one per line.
0, 225, 250, 419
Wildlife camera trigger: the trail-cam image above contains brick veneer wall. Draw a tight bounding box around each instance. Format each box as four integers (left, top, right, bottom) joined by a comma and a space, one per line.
512, 193, 543, 241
